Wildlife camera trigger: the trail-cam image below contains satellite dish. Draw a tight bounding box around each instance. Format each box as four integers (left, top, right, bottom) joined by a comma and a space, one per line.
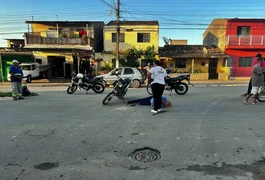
163, 37, 171, 45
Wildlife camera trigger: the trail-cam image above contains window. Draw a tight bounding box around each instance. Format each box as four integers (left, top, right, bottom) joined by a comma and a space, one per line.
36, 59, 42, 64
32, 65, 36, 70
239, 57, 253, 67
112, 33, 125, 42
175, 59, 186, 68
237, 26, 251, 37
21, 65, 31, 70
124, 68, 134, 75
137, 33, 150, 43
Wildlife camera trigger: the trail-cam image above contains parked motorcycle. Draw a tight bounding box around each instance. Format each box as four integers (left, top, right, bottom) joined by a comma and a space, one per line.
67, 72, 105, 94
102, 70, 133, 105
147, 74, 191, 96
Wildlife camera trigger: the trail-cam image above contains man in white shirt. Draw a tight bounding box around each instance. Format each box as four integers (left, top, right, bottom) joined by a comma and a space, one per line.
147, 60, 167, 113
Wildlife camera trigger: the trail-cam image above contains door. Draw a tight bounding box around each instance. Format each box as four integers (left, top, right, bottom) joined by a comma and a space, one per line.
208, 58, 218, 79
105, 67, 122, 84
31, 64, 39, 78
122, 68, 135, 79
64, 62, 72, 79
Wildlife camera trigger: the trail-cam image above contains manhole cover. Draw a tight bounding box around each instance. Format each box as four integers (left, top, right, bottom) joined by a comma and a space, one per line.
130, 147, 161, 162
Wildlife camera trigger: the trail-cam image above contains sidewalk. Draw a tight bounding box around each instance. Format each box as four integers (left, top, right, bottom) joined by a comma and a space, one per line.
0, 79, 249, 87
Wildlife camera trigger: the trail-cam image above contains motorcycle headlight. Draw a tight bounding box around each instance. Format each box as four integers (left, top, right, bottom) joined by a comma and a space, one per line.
119, 84, 123, 87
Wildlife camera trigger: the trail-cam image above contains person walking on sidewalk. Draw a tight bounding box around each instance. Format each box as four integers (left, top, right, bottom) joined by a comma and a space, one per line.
9, 60, 24, 101
242, 53, 265, 96
147, 60, 167, 114
244, 56, 264, 105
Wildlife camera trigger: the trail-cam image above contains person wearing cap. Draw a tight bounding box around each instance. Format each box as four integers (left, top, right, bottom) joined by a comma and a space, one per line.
244, 55, 264, 104
242, 53, 265, 96
9, 60, 24, 100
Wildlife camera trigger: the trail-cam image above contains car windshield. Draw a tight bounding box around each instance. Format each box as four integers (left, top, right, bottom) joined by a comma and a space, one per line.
20, 65, 31, 70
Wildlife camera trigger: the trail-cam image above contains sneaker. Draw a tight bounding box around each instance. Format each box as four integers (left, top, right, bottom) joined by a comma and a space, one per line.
151, 110, 158, 114
158, 109, 162, 112
13, 97, 18, 101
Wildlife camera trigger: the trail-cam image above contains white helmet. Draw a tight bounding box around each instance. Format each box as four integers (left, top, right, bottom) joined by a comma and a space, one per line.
76, 73, 84, 78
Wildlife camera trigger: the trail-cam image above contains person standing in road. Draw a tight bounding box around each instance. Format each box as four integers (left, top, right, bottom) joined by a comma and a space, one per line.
244, 56, 264, 105
9, 60, 24, 100
242, 53, 265, 96
147, 60, 167, 113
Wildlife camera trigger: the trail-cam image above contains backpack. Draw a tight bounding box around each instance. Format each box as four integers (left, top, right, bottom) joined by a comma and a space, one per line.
22, 85, 30, 96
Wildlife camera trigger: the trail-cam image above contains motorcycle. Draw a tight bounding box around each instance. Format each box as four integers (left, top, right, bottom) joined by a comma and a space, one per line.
147, 74, 191, 96
67, 72, 105, 94
102, 70, 133, 105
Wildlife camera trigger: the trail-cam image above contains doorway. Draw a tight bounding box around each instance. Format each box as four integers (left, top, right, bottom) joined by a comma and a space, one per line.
48, 56, 66, 78
208, 58, 218, 79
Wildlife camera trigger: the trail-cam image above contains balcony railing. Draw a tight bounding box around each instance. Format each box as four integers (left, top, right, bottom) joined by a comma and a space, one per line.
25, 33, 92, 46
226, 35, 265, 46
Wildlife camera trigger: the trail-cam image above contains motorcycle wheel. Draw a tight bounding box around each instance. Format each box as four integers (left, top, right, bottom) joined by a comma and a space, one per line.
67, 85, 78, 94
175, 82, 189, 95
257, 87, 265, 102
146, 83, 153, 95
92, 83, 105, 93
102, 92, 115, 105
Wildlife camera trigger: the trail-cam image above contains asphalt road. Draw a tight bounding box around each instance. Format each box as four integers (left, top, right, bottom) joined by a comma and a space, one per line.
1, 86, 265, 180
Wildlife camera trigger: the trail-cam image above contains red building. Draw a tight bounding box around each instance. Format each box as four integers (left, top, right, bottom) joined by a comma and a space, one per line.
203, 18, 265, 77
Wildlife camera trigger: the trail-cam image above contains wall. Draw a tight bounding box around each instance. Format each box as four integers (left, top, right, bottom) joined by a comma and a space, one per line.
170, 40, 188, 45
226, 20, 265, 37
1, 55, 34, 81
104, 25, 159, 53
203, 19, 228, 51
164, 58, 209, 73
226, 49, 265, 77
33, 51, 73, 65
31, 23, 53, 36
93, 22, 104, 52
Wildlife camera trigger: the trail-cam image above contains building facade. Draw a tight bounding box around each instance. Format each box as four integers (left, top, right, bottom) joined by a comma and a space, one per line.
159, 45, 230, 80
24, 21, 104, 78
204, 18, 265, 77
103, 20, 159, 67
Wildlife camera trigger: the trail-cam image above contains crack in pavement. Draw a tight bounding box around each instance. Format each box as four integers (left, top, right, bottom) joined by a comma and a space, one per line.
176, 157, 265, 180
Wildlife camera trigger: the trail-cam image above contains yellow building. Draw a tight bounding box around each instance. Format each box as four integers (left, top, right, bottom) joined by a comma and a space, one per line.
103, 20, 159, 67
24, 21, 104, 78
203, 19, 228, 51
159, 45, 230, 80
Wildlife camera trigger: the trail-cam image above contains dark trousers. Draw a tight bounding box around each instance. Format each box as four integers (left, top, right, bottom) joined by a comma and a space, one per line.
151, 83, 165, 111
247, 78, 252, 94
127, 96, 153, 105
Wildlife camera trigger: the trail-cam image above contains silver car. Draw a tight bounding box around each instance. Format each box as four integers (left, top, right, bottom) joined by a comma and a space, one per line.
96, 67, 145, 88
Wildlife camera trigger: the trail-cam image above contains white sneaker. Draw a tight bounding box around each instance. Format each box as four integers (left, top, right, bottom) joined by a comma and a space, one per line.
151, 110, 158, 114
158, 109, 162, 112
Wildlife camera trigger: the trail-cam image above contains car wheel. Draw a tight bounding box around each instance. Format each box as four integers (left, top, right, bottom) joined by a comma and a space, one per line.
132, 79, 141, 88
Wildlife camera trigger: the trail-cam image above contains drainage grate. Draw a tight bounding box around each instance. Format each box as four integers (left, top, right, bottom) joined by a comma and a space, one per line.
130, 147, 161, 162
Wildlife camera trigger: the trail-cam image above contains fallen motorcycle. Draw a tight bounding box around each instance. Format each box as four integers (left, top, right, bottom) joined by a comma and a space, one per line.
102, 70, 133, 105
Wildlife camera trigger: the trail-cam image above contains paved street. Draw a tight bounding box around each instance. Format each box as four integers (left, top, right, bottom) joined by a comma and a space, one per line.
1, 86, 265, 180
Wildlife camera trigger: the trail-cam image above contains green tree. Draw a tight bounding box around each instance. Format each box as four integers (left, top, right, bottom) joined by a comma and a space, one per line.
143, 45, 157, 64
120, 47, 143, 67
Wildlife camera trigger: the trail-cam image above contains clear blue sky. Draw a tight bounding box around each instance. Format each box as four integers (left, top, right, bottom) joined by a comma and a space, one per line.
0, 0, 264, 47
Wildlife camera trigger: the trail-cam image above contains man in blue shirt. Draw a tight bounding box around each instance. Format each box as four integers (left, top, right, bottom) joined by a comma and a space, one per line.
127, 95, 171, 111
9, 60, 24, 100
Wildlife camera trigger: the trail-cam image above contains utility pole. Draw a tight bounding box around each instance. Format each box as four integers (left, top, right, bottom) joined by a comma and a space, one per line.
115, 0, 120, 68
